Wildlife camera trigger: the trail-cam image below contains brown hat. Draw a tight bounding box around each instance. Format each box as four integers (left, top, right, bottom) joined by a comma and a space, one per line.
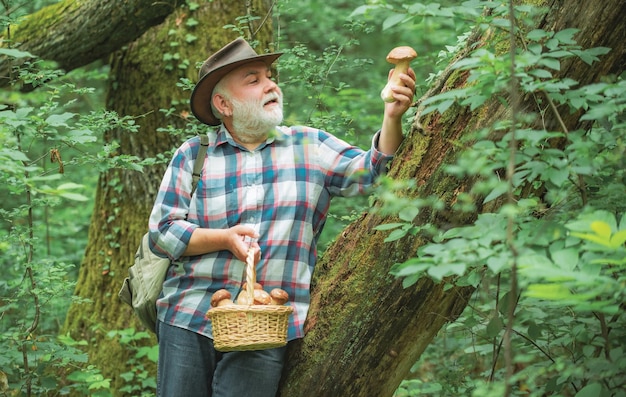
190, 38, 283, 126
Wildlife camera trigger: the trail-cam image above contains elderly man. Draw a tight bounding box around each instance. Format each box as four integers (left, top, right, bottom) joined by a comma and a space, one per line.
149, 37, 416, 397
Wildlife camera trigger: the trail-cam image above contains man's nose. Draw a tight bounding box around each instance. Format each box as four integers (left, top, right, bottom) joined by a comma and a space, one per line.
265, 78, 279, 92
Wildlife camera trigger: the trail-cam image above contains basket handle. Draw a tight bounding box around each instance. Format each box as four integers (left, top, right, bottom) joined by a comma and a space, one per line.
245, 247, 255, 304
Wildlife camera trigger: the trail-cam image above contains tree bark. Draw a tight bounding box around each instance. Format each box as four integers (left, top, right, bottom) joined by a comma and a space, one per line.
278, 0, 626, 396
0, 0, 181, 87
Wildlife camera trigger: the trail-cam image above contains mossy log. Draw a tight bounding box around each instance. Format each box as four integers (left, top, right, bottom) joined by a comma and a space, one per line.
0, 0, 181, 87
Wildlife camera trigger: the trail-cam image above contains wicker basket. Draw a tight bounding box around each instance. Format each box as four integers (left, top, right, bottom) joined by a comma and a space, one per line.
206, 248, 293, 352
207, 304, 293, 351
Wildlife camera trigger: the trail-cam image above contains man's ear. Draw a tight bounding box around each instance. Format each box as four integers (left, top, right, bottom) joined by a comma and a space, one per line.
212, 94, 232, 118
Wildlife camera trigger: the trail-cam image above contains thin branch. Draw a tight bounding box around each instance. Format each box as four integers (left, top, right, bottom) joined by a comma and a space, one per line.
252, 0, 277, 37
16, 131, 40, 397
503, 1, 521, 395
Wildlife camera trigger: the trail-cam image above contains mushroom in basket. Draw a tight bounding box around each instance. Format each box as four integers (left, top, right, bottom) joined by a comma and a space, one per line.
210, 289, 234, 307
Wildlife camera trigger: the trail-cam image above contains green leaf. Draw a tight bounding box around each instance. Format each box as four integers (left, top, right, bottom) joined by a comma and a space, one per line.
570, 232, 610, 247
529, 69, 552, 79
374, 222, 404, 231
452, 56, 483, 70
590, 221, 612, 239
574, 383, 603, 397
401, 273, 420, 288
382, 13, 406, 30
573, 47, 611, 65
45, 112, 76, 127
398, 206, 419, 222
462, 94, 488, 110
486, 316, 503, 338
550, 248, 578, 271
527, 321, 543, 340
546, 167, 569, 187
526, 283, 573, 300
349, 5, 374, 18
483, 182, 508, 204
57, 182, 84, 190
527, 43, 543, 55
59, 192, 89, 201
384, 228, 408, 242
610, 230, 626, 248
554, 28, 579, 44
441, 227, 465, 239
59, 333, 88, 346
543, 50, 572, 59
526, 29, 550, 41
185, 17, 199, 27
539, 57, 561, 71
0, 148, 30, 162
437, 99, 455, 114
391, 259, 430, 278
146, 345, 159, 362
0, 47, 35, 58
566, 211, 617, 233
68, 129, 97, 144
428, 263, 466, 281
486, 253, 509, 273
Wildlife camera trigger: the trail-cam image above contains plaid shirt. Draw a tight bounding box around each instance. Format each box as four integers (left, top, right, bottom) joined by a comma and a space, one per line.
149, 124, 393, 340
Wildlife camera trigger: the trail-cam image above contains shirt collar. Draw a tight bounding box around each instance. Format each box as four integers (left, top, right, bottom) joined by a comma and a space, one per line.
214, 124, 290, 150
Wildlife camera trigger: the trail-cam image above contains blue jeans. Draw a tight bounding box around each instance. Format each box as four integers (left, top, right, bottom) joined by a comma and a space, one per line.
156, 321, 287, 397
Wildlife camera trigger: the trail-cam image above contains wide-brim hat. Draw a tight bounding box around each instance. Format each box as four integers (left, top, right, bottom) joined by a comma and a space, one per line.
190, 38, 283, 126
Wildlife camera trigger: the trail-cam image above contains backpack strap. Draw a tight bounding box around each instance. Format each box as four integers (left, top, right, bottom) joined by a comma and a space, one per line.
190, 134, 209, 196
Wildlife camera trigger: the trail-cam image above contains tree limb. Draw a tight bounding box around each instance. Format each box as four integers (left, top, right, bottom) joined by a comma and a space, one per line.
0, 0, 182, 88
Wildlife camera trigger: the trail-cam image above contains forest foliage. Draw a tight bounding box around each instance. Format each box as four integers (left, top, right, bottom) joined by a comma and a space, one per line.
1, 0, 624, 396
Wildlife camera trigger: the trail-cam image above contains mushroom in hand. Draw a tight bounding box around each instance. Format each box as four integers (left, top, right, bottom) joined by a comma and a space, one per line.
380, 46, 417, 103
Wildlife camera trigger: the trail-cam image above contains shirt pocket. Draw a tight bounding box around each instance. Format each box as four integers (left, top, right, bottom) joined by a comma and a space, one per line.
193, 176, 238, 229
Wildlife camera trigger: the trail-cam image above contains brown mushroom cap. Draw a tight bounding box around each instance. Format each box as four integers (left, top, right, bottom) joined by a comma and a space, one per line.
386, 46, 417, 63
211, 289, 232, 307
242, 282, 263, 290
236, 290, 252, 305
253, 289, 272, 305
269, 288, 289, 305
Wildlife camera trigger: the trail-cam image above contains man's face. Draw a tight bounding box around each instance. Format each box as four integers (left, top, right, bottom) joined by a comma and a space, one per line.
220, 62, 283, 143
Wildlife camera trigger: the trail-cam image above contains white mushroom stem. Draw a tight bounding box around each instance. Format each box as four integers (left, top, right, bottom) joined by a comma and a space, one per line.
380, 60, 411, 103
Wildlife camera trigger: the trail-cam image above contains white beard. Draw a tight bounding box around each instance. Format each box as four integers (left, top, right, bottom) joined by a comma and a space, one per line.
229, 92, 283, 143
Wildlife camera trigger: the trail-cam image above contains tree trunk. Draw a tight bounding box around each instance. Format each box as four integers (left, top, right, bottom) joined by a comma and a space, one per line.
0, 0, 181, 88
60, 0, 276, 393
278, 0, 626, 396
